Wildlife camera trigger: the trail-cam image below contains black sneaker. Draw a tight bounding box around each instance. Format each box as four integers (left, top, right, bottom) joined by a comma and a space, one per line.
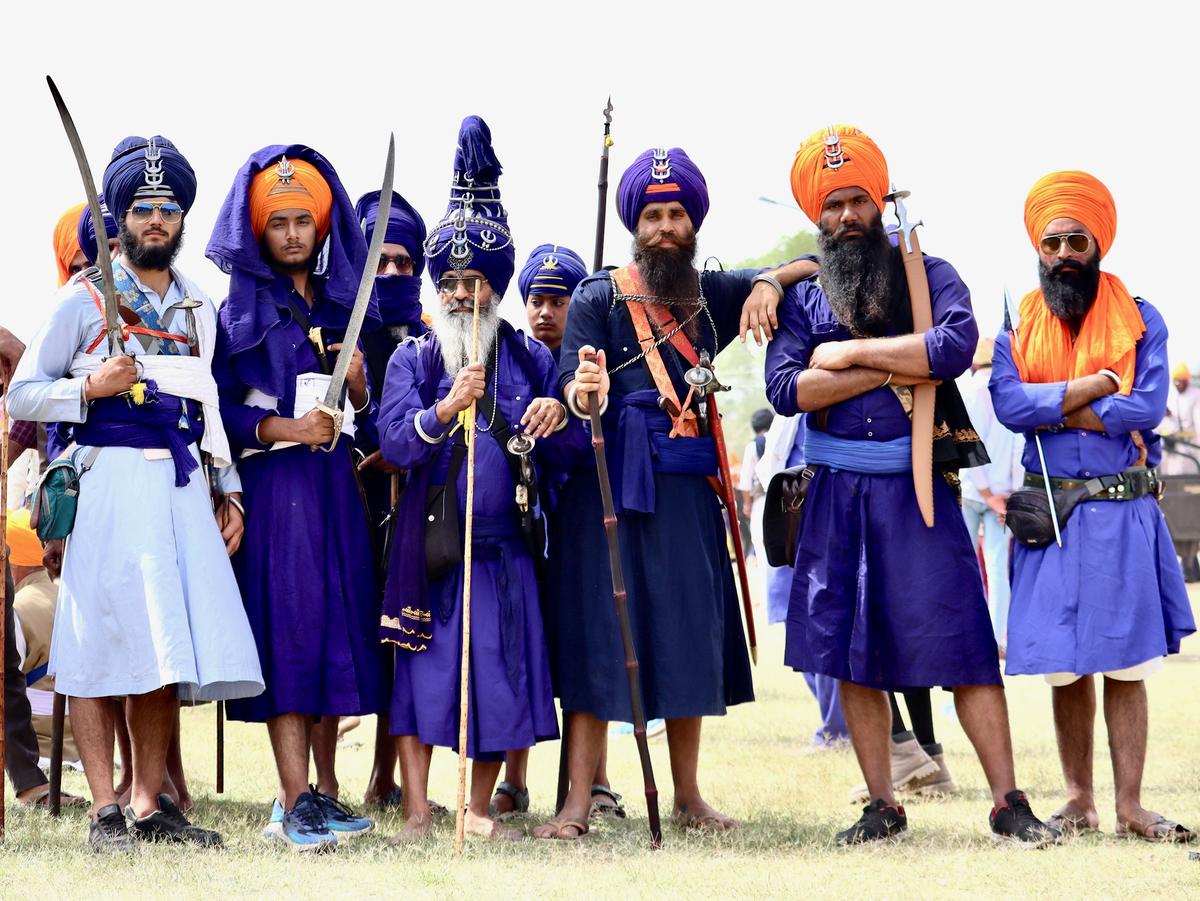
89, 803, 139, 855
836, 798, 909, 845
990, 789, 1060, 848
126, 794, 223, 847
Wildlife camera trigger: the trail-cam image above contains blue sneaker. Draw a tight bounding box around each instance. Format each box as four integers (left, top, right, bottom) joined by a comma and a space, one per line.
310, 786, 374, 841
262, 799, 285, 840
270, 792, 336, 853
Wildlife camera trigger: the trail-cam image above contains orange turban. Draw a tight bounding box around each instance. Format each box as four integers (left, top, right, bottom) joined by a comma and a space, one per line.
248, 157, 332, 240
1023, 170, 1116, 258
53, 202, 86, 286
6, 509, 44, 568
790, 125, 889, 225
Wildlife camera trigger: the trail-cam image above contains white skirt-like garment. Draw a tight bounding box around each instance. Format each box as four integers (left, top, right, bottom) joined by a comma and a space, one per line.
50, 445, 265, 701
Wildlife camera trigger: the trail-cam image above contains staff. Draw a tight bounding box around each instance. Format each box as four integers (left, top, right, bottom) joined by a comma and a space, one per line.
1, 394, 9, 838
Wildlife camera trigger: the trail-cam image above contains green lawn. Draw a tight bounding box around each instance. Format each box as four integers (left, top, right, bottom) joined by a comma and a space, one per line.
4, 585, 1199, 899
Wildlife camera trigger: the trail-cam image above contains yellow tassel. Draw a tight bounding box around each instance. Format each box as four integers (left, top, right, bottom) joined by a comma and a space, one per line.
128, 381, 147, 406
456, 409, 473, 446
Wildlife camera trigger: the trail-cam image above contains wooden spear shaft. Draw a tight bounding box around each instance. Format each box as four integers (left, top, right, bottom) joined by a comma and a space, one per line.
1, 394, 10, 839
454, 282, 482, 857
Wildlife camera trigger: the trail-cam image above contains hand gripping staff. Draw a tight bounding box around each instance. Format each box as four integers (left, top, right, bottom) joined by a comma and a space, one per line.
0, 396, 8, 837
886, 185, 936, 527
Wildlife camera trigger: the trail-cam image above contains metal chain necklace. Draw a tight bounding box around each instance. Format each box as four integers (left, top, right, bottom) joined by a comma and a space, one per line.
475, 330, 501, 433
608, 278, 718, 375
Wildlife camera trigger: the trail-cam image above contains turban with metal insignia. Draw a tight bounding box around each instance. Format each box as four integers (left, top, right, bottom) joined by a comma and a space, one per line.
52, 202, 85, 286
518, 243, 587, 302
616, 146, 709, 233
247, 156, 333, 240
356, 190, 427, 277
101, 135, 197, 225
424, 115, 516, 297
790, 125, 889, 224
76, 192, 119, 267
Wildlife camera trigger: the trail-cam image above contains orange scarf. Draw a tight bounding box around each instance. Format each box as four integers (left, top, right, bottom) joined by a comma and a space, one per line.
1012, 271, 1143, 395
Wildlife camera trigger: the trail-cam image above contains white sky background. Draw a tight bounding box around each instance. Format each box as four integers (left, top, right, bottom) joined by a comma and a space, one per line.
1, 1, 1195, 368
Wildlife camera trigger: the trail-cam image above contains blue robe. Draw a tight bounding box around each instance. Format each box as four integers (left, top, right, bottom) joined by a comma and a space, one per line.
378, 325, 568, 758
548, 269, 756, 722
765, 257, 1001, 691
989, 298, 1195, 675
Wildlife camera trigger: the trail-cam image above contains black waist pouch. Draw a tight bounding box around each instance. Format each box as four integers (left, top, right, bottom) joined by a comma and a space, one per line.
1005, 484, 1088, 548
764, 466, 815, 567
424, 437, 467, 581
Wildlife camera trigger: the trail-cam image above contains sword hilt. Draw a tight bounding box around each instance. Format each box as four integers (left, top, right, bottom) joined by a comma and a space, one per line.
311, 400, 344, 454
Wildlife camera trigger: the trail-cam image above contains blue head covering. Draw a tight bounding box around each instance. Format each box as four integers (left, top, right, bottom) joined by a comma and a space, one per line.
205, 144, 377, 400
518, 244, 588, 302
76, 192, 119, 265
616, 146, 709, 233
101, 136, 197, 225
356, 190, 426, 277
424, 116, 515, 297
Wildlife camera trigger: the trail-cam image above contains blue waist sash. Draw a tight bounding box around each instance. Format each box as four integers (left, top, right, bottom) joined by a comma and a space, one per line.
614, 389, 718, 514
804, 429, 911, 475
73, 382, 205, 487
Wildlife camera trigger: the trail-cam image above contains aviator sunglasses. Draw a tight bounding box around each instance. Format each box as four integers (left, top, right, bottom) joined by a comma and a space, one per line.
437, 275, 488, 295
377, 252, 414, 275
1040, 233, 1091, 256
127, 200, 185, 224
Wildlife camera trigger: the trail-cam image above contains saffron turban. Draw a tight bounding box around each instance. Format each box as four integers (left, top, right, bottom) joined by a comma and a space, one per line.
248, 157, 333, 240
5, 509, 43, 568
425, 116, 516, 297
76, 192, 119, 267
1172, 362, 1191, 382
1023, 170, 1116, 258
53, 202, 86, 286
356, 190, 427, 277
790, 125, 889, 225
616, 147, 709, 233
102, 135, 197, 226
518, 244, 587, 301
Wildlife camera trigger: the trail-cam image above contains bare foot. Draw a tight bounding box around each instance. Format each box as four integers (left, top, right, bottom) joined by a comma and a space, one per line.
386, 813, 433, 845
176, 793, 194, 815
465, 809, 523, 841
338, 716, 361, 737
673, 797, 741, 832
1048, 802, 1100, 834
1116, 803, 1194, 841
532, 818, 589, 840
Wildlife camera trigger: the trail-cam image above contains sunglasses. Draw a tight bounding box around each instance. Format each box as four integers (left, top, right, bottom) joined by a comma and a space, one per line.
378, 253, 414, 274
1040, 233, 1091, 256
127, 200, 184, 224
437, 276, 488, 295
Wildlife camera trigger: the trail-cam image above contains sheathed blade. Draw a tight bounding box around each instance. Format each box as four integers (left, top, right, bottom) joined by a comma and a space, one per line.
323, 133, 394, 409
46, 76, 124, 356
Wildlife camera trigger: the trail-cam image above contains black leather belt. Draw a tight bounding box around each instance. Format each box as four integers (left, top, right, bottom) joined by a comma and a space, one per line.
1023, 466, 1159, 502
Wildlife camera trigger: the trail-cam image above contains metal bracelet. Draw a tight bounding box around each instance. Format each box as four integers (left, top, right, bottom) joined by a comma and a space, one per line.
554, 400, 570, 432
415, 408, 448, 444
226, 495, 246, 517
352, 384, 371, 413
751, 272, 785, 299
567, 384, 608, 419
1098, 368, 1121, 388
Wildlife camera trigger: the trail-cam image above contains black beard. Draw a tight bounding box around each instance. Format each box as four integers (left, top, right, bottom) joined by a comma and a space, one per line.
1038, 255, 1101, 322
633, 233, 699, 338
817, 219, 903, 337
261, 240, 319, 275
119, 222, 184, 270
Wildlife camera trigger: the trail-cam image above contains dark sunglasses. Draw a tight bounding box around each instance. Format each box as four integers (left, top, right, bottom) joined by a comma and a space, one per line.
128, 200, 184, 224
1040, 233, 1091, 255
437, 276, 488, 295
377, 253, 414, 274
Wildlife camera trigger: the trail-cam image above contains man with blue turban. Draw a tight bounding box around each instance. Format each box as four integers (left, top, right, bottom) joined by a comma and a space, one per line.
9, 134, 264, 853
208, 144, 386, 851
77, 193, 120, 268
518, 244, 587, 362
535, 146, 816, 840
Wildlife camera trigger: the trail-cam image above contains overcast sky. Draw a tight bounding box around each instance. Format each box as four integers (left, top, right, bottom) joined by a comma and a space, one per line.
3, 2, 1194, 367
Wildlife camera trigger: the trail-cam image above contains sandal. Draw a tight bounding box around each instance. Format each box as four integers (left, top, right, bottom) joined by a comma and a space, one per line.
368, 787, 404, 810
488, 781, 530, 820
1116, 815, 1196, 843
672, 811, 740, 832
589, 785, 626, 820
532, 818, 589, 841
17, 787, 89, 809
1045, 811, 1098, 837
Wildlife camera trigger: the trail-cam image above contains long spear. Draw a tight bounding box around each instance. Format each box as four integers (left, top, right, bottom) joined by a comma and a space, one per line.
454, 281, 482, 857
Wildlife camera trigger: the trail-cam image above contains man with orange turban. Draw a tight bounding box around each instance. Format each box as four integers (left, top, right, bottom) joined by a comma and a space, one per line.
52, 202, 87, 286
990, 170, 1196, 842
766, 125, 1055, 847
208, 145, 384, 851
1159, 361, 1200, 483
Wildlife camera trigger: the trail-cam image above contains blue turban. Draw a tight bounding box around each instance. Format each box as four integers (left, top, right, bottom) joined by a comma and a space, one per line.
101, 136, 197, 227
616, 146, 709, 233
355, 190, 426, 277
76, 192, 118, 265
518, 244, 588, 302
424, 116, 516, 297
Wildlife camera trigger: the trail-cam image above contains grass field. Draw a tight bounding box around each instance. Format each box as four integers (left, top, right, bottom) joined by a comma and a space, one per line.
3, 585, 1199, 900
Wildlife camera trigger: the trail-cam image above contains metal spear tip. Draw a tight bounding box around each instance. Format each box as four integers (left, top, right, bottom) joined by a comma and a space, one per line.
603, 96, 613, 121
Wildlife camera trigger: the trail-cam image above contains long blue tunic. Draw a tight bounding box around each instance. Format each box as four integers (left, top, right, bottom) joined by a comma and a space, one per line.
989, 298, 1195, 675
765, 257, 1001, 691
548, 270, 756, 722
379, 328, 567, 758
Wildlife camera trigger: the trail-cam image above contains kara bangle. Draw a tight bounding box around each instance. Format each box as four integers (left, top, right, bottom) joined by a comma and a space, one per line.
751, 272, 785, 300
554, 400, 570, 432
881, 371, 893, 388
567, 384, 608, 419
1098, 368, 1121, 388
226, 495, 245, 517
415, 407, 448, 444
352, 385, 371, 413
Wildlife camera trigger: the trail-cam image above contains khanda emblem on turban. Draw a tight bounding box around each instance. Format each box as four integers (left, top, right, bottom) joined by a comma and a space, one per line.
542, 253, 559, 269
143, 138, 165, 189
823, 127, 846, 171
651, 148, 672, 183
274, 156, 296, 184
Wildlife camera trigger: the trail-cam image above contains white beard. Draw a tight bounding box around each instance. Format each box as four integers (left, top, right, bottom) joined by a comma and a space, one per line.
432, 302, 500, 373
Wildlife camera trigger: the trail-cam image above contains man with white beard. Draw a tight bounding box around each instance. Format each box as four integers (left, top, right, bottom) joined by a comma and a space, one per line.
376, 115, 575, 843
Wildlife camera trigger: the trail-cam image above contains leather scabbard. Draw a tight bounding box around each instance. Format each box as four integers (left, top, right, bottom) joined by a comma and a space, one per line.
901, 233, 936, 528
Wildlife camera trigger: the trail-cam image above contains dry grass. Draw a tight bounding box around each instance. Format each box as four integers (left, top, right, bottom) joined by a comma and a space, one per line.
3, 586, 1199, 899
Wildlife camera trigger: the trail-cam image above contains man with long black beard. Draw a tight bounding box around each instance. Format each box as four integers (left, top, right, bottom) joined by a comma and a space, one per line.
765, 125, 1055, 846
536, 146, 816, 840
990, 170, 1195, 841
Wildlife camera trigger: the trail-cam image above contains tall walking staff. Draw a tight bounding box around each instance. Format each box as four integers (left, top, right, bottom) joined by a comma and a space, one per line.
454, 280, 482, 858
1, 391, 9, 838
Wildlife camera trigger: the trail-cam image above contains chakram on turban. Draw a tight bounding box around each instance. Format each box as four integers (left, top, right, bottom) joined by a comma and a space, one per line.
356, 189, 427, 277
518, 244, 587, 302
76, 192, 119, 267
616, 147, 709, 233
1023, 169, 1116, 258
101, 135, 197, 226
52, 202, 85, 286
248, 156, 333, 240
790, 125, 889, 225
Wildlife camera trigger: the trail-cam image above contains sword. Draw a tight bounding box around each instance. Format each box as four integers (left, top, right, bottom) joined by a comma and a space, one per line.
313, 133, 395, 453
886, 184, 936, 528
1004, 288, 1063, 548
